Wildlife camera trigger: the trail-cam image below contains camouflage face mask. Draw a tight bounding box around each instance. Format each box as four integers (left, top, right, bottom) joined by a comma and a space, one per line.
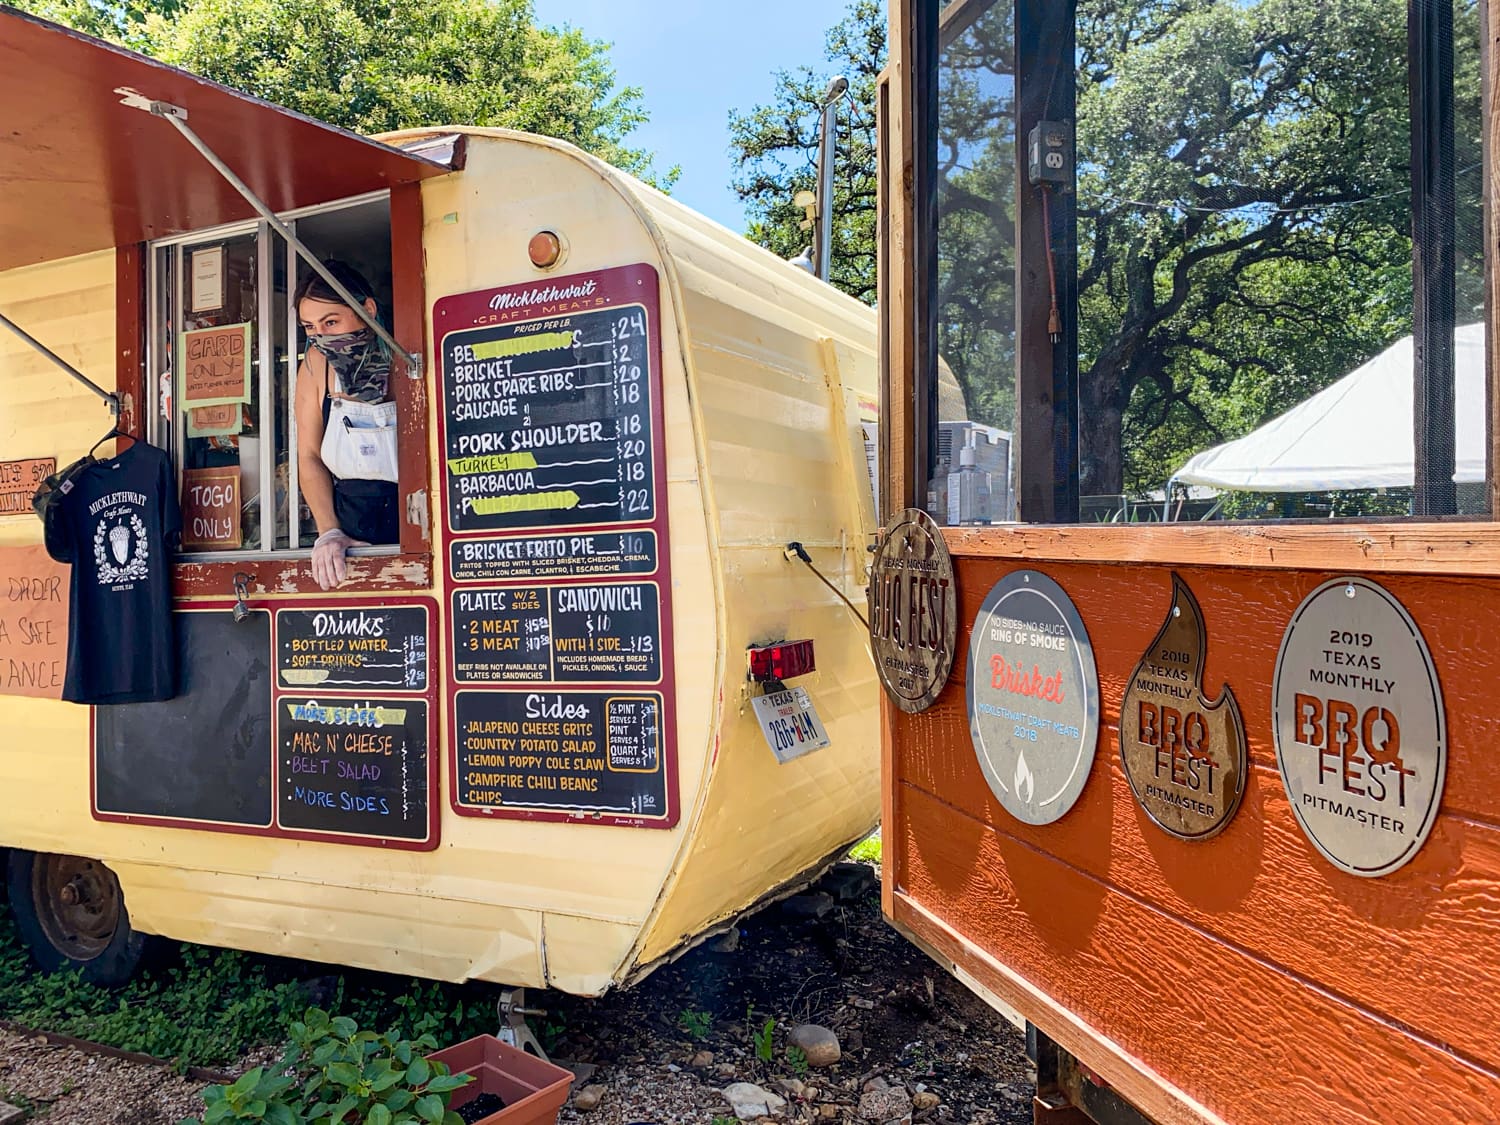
308, 328, 391, 403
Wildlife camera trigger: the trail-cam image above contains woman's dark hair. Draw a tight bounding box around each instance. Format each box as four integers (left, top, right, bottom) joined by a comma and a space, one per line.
293, 259, 377, 313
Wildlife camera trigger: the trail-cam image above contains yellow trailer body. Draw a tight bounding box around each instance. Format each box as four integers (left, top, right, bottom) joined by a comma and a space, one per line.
0, 42, 880, 999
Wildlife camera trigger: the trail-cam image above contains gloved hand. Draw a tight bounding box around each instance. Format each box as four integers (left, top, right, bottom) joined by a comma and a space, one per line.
311, 528, 368, 590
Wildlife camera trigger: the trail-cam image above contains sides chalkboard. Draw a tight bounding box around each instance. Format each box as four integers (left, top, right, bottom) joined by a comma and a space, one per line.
278, 699, 429, 841
277, 606, 428, 692
94, 610, 273, 826
455, 689, 667, 821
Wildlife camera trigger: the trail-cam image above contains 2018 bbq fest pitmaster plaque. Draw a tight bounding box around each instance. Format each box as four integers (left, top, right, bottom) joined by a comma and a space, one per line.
436, 264, 678, 830
1119, 574, 1247, 840
868, 509, 957, 714
966, 571, 1099, 825
1273, 577, 1446, 877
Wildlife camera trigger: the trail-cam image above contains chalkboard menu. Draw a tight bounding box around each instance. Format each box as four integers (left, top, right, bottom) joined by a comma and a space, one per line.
440, 305, 656, 535
95, 609, 273, 828
278, 698, 429, 840
455, 690, 667, 820
450, 529, 658, 584
436, 265, 679, 830
451, 582, 661, 684
277, 606, 429, 692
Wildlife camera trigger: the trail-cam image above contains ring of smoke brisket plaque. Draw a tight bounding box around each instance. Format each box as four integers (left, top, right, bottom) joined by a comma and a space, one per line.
1273, 576, 1446, 877
966, 570, 1099, 825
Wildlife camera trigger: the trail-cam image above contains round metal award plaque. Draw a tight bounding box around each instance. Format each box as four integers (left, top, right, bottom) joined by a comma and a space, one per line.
1273, 576, 1446, 878
868, 508, 957, 713
966, 570, 1099, 825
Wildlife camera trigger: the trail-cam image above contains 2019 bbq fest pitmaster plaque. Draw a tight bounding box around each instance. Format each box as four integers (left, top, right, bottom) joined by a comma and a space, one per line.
1119, 574, 1247, 840
1273, 577, 1446, 877
868, 509, 957, 714
966, 570, 1099, 825
436, 264, 678, 829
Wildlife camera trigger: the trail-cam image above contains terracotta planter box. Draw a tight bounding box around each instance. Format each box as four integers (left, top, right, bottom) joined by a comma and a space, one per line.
427, 1035, 575, 1125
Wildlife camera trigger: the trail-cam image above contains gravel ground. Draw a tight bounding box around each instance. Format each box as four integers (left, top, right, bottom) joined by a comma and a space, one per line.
0, 863, 1035, 1123
0, 1030, 205, 1124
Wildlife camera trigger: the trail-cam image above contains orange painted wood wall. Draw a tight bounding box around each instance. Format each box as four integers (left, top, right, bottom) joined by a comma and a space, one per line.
887, 537, 1500, 1123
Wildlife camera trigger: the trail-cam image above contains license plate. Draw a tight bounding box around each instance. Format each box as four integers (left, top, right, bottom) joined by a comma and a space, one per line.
751, 686, 831, 764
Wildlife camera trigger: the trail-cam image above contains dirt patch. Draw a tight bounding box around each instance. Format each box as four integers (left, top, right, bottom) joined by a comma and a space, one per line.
0, 865, 1033, 1123
0, 1030, 204, 1125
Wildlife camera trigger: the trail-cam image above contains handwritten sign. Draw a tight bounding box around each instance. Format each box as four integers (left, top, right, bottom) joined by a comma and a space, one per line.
277, 606, 429, 692
187, 402, 242, 438
279, 698, 430, 841
0, 458, 56, 517
0, 544, 69, 698
180, 323, 251, 406
180, 466, 242, 550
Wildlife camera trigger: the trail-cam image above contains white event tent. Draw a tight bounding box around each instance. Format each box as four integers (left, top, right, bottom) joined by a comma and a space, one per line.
1170, 323, 1487, 495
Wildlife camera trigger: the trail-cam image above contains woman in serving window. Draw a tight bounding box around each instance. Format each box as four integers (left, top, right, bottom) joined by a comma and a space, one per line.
293, 261, 399, 590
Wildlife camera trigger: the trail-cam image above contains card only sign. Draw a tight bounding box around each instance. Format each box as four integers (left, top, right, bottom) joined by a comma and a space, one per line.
751, 687, 831, 764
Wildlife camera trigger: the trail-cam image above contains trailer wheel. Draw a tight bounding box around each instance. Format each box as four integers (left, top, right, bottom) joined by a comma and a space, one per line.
5, 850, 148, 987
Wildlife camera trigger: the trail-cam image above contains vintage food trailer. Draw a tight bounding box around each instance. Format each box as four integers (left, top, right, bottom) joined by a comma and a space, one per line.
0, 7, 881, 997
876, 0, 1500, 1122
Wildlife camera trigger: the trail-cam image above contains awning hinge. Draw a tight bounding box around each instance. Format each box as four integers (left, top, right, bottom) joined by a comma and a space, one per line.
116, 87, 424, 381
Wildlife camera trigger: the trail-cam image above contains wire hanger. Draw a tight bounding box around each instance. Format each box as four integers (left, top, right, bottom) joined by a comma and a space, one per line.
87, 422, 132, 460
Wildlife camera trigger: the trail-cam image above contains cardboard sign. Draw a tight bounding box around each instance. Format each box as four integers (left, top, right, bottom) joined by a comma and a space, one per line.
181, 466, 242, 549
180, 323, 251, 407
187, 402, 243, 438
0, 544, 69, 698
0, 457, 56, 517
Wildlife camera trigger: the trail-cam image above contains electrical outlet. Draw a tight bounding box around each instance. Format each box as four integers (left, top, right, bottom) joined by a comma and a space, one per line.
1027, 120, 1073, 186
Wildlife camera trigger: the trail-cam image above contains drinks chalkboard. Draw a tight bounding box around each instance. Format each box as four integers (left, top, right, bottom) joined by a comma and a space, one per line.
452, 581, 661, 684
441, 304, 656, 534
455, 689, 667, 821
279, 698, 429, 841
277, 606, 428, 692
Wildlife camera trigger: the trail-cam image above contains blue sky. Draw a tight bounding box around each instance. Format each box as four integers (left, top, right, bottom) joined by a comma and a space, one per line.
532, 0, 853, 233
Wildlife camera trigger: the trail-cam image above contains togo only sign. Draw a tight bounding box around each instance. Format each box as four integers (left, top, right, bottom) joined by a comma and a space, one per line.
1274, 577, 1446, 878
868, 509, 956, 713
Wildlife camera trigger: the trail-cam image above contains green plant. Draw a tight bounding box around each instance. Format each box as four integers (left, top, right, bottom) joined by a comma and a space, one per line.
677, 1008, 712, 1041
847, 834, 882, 865
186, 1008, 472, 1125
752, 1016, 776, 1064
786, 1045, 809, 1075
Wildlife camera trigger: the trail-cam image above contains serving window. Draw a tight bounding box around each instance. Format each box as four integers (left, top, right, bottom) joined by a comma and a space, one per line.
892, 0, 1490, 527
146, 194, 399, 558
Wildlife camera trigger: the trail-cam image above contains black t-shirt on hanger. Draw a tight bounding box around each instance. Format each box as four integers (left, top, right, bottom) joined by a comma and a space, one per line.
49, 441, 181, 704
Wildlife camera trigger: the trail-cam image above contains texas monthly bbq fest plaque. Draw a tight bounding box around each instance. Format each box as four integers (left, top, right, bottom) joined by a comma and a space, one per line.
435, 264, 678, 827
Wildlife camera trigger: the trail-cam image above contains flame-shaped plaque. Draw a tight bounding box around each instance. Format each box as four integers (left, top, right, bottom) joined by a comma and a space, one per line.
1119, 574, 1247, 840
967, 570, 1099, 825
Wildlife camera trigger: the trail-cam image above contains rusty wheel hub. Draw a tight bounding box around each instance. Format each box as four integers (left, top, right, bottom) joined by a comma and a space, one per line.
32, 855, 120, 960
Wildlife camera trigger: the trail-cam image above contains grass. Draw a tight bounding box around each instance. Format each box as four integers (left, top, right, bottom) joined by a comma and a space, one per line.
0, 898, 506, 1070
847, 832, 882, 865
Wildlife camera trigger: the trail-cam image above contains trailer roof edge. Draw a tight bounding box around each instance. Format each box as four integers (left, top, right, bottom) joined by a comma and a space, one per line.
0, 5, 456, 271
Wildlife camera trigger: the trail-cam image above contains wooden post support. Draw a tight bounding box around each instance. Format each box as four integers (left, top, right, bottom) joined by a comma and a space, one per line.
1014, 0, 1079, 524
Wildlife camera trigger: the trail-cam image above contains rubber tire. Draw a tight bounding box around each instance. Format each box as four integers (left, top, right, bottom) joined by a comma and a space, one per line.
5, 849, 149, 987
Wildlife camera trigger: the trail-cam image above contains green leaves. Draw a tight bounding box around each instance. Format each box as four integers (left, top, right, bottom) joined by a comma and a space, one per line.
8, 0, 670, 184
186, 1007, 473, 1125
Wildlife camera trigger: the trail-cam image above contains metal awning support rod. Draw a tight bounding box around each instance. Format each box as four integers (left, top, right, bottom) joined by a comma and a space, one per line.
0, 309, 120, 413
117, 90, 422, 380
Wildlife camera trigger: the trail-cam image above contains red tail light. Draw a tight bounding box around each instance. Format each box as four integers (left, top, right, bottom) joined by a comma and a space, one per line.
747, 639, 816, 683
